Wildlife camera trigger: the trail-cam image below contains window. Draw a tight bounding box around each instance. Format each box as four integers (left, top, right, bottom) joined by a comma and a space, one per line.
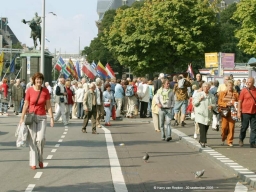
221, 0, 226, 8
122, 0, 127, 5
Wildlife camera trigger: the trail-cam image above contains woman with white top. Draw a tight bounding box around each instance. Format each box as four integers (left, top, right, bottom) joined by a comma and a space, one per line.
103, 83, 115, 126
75, 83, 84, 119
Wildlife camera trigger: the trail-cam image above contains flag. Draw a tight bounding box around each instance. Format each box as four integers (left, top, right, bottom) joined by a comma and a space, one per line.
45, 37, 50, 42
76, 61, 81, 79
96, 61, 108, 78
9, 54, 18, 73
66, 58, 78, 80
106, 63, 115, 79
187, 63, 194, 79
56, 56, 70, 78
0, 52, 4, 75
82, 62, 97, 80
55, 57, 64, 71
91, 61, 100, 76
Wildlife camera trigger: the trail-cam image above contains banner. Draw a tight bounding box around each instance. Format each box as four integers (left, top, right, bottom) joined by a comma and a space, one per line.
205, 53, 218, 68
0, 52, 4, 75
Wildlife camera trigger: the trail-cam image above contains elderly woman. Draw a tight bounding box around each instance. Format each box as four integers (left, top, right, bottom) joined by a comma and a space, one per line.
95, 78, 104, 128
19, 72, 54, 170
218, 80, 239, 147
193, 82, 216, 148
103, 83, 115, 126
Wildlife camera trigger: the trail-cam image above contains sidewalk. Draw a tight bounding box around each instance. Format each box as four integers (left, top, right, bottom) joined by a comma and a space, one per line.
169, 119, 256, 189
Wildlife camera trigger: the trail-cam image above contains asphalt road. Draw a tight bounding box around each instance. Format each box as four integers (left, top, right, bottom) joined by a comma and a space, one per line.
0, 114, 253, 192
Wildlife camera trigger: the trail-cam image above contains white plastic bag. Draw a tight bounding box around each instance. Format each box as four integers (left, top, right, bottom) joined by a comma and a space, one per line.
191, 112, 195, 120
15, 123, 28, 147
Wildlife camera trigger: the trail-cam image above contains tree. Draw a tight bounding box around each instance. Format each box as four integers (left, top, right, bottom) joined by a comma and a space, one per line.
233, 0, 256, 55
102, 0, 221, 75
219, 3, 251, 62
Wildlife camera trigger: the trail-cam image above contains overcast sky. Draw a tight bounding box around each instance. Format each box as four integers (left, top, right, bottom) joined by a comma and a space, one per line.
1, 0, 98, 54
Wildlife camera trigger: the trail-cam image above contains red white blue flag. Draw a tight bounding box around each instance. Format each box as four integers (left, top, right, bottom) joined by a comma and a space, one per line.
187, 63, 194, 79
106, 63, 115, 79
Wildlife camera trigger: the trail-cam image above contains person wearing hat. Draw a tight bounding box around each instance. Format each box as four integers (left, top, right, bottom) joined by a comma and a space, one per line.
154, 73, 165, 95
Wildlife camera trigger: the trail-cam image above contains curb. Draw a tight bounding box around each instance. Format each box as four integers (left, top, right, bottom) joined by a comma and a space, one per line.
171, 128, 256, 189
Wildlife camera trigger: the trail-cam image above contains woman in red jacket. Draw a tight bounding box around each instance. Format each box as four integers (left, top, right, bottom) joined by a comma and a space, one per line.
1, 78, 9, 115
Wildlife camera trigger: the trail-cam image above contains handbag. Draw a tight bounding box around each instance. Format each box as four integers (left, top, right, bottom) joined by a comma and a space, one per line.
25, 87, 42, 125
219, 107, 229, 117
104, 102, 111, 107
190, 112, 195, 120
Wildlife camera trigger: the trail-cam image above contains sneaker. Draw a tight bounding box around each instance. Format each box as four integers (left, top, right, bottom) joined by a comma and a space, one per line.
228, 143, 233, 147
181, 121, 185, 127
250, 143, 256, 148
82, 128, 87, 133
221, 142, 224, 146
239, 140, 243, 147
193, 133, 197, 139
161, 138, 165, 141
166, 137, 172, 142
97, 125, 102, 128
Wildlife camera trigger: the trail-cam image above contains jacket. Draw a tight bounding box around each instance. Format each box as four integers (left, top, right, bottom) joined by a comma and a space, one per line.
137, 83, 149, 102
83, 89, 96, 111
155, 87, 175, 108
12, 84, 24, 101
193, 92, 216, 125
218, 91, 239, 108
151, 95, 159, 114
55, 83, 67, 104
75, 88, 85, 103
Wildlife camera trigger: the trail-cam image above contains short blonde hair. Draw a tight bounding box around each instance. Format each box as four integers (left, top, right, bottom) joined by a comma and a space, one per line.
65, 80, 71, 87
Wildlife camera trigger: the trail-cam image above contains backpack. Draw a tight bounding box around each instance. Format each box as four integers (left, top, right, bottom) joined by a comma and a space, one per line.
178, 79, 185, 88
126, 85, 134, 97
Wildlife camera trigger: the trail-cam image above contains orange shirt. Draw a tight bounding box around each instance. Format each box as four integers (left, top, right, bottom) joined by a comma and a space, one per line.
239, 87, 256, 114
218, 91, 239, 108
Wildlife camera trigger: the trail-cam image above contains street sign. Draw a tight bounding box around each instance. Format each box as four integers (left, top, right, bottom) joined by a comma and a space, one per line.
27, 56, 30, 74
205, 53, 218, 68
222, 53, 235, 68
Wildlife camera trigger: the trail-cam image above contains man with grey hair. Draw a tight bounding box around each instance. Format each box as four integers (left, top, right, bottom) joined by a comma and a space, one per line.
95, 78, 104, 128
82, 82, 98, 134
81, 77, 89, 93
12, 79, 24, 115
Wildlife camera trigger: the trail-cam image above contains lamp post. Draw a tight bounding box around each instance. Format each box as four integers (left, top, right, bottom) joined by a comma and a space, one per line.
40, 0, 45, 74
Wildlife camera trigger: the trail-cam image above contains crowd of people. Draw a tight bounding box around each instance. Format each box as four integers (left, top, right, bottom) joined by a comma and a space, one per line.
1, 71, 256, 170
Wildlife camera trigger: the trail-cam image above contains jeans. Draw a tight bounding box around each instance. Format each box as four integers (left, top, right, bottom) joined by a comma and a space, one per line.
77, 102, 84, 118
174, 100, 188, 115
159, 108, 172, 139
0, 102, 8, 113
239, 113, 256, 144
19, 98, 24, 113
104, 105, 113, 123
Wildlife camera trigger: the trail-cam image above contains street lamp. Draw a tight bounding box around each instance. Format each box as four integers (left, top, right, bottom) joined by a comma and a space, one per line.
40, 0, 45, 75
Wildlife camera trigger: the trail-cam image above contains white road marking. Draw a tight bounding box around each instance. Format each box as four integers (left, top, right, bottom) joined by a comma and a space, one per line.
102, 127, 128, 192
43, 162, 48, 167
51, 149, 57, 153
234, 182, 248, 192
25, 184, 35, 192
55, 144, 60, 147
34, 172, 43, 179
58, 139, 63, 142
230, 166, 243, 168
61, 135, 65, 138
244, 175, 256, 178
239, 171, 255, 174
63, 132, 67, 134
65, 129, 68, 131
234, 169, 249, 171
46, 155, 53, 159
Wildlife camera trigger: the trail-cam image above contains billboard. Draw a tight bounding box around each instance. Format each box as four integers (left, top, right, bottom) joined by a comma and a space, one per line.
221, 53, 235, 68
205, 53, 218, 68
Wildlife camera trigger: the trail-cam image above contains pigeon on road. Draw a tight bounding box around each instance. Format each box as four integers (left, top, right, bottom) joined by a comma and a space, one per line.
143, 153, 149, 163
194, 169, 205, 178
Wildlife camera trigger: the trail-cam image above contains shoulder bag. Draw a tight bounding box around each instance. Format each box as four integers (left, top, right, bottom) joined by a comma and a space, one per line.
25, 87, 42, 126
246, 88, 256, 105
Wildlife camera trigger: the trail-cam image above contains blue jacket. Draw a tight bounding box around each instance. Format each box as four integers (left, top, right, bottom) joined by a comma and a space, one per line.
114, 83, 124, 99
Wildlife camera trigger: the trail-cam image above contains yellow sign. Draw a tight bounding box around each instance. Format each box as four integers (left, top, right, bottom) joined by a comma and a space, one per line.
205, 53, 219, 68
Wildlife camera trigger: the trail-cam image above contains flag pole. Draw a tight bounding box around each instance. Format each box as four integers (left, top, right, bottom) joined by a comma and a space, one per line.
14, 66, 22, 80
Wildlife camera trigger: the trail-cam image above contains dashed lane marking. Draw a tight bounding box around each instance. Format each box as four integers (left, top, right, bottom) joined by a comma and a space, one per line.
61, 135, 65, 138
51, 149, 57, 153
58, 139, 63, 142
34, 172, 43, 179
43, 162, 48, 167
25, 184, 35, 192
55, 144, 60, 147
63, 132, 67, 134
46, 155, 53, 159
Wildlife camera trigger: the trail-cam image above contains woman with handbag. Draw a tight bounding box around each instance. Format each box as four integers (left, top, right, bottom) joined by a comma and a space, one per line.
193, 82, 216, 148
218, 80, 239, 147
103, 83, 114, 126
19, 72, 54, 170
0, 78, 9, 115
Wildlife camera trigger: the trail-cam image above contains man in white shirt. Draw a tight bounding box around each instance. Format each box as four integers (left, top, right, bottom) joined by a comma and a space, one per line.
45, 82, 52, 95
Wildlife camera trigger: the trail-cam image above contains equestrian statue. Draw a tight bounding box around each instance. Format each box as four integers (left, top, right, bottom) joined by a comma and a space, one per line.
22, 12, 41, 50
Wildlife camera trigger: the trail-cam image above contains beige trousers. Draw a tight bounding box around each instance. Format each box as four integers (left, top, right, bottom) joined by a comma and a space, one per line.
27, 115, 47, 166
96, 104, 104, 126
152, 113, 160, 131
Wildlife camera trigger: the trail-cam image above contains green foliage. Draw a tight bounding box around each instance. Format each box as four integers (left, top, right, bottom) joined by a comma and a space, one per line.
102, 0, 221, 75
12, 43, 23, 49
233, 0, 256, 55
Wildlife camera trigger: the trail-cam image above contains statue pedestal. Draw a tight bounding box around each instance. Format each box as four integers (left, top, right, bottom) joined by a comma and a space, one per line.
20, 50, 53, 85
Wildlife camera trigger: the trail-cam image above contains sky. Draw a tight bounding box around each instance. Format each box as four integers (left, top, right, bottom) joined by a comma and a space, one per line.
1, 0, 99, 54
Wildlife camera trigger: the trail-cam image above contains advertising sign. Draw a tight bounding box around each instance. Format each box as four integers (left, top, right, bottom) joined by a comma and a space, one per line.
205, 53, 218, 68
221, 53, 235, 68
